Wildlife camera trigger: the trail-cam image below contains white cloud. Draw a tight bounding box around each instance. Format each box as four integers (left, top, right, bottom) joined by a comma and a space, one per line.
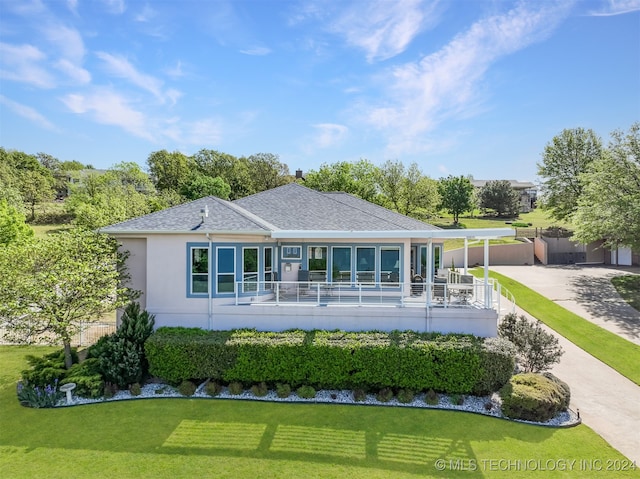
96, 52, 180, 104
0, 95, 58, 131
330, 0, 439, 62
54, 59, 91, 84
165, 61, 185, 79
361, 2, 571, 156
589, 0, 640, 16
103, 0, 126, 14
0, 42, 55, 88
185, 118, 223, 145
312, 123, 348, 148
43, 24, 86, 63
61, 88, 154, 141
240, 46, 272, 56
135, 4, 157, 22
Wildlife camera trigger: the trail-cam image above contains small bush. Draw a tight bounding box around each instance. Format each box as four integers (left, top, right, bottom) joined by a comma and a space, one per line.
154, 386, 168, 395
129, 383, 142, 396
251, 382, 269, 397
499, 373, 571, 422
103, 382, 117, 399
449, 394, 464, 406
178, 380, 196, 397
275, 383, 291, 398
353, 388, 367, 402
296, 385, 316, 399
499, 313, 563, 373
376, 387, 394, 403
425, 389, 439, 405
205, 381, 222, 397
21, 348, 78, 387
396, 389, 414, 404
228, 381, 244, 395
62, 359, 104, 399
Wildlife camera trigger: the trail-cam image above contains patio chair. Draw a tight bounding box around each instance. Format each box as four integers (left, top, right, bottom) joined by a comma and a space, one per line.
411, 274, 424, 295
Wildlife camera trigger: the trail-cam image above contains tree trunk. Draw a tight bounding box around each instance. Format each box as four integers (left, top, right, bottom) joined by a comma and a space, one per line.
63, 341, 74, 369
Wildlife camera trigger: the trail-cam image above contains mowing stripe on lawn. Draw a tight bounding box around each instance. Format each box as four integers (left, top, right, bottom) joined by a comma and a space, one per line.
482, 270, 640, 386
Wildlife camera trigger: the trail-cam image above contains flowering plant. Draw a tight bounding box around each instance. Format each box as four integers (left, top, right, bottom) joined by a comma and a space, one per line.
17, 379, 64, 408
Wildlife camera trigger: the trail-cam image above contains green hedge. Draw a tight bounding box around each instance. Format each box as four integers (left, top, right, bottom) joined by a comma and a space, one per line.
145, 328, 516, 394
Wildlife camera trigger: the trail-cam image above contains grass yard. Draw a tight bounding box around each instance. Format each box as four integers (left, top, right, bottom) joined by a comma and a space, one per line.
477, 270, 640, 386
612, 275, 640, 312
1, 347, 638, 478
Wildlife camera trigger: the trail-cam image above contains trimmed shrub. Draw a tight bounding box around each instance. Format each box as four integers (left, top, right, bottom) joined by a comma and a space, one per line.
205, 381, 222, 397
499, 373, 571, 422
449, 394, 464, 406
296, 385, 316, 399
353, 389, 367, 402
129, 383, 142, 396
425, 389, 439, 405
178, 380, 196, 396
228, 381, 244, 395
145, 328, 516, 395
275, 383, 291, 398
21, 348, 78, 387
62, 359, 104, 399
376, 387, 394, 403
251, 382, 269, 397
396, 389, 415, 404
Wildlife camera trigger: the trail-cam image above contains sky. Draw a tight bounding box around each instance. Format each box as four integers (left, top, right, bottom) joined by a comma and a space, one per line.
1, 0, 639, 182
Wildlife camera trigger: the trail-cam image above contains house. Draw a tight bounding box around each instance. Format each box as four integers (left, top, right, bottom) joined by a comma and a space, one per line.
471, 179, 537, 213
100, 183, 514, 337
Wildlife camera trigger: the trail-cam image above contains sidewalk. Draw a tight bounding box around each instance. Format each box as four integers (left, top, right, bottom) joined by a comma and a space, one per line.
491, 265, 640, 464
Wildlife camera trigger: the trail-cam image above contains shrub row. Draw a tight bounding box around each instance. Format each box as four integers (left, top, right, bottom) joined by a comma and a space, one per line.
145, 328, 516, 394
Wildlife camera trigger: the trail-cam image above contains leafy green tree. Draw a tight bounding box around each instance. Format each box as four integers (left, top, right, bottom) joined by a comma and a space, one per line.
438, 175, 474, 224
478, 180, 520, 217
378, 160, 405, 212
60, 160, 86, 171
109, 162, 155, 193
180, 173, 231, 200
0, 199, 34, 245
0, 229, 137, 368
573, 123, 640, 251
538, 128, 603, 221
194, 149, 254, 199
246, 153, 292, 192
19, 169, 55, 221
378, 161, 439, 219
146, 150, 194, 193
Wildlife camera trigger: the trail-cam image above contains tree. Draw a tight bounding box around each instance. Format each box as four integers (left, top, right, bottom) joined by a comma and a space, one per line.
573, 123, 640, 251
499, 313, 563, 373
0, 199, 34, 245
401, 164, 440, 219
246, 153, 291, 192
19, 169, 55, 221
478, 180, 520, 217
378, 160, 405, 212
194, 149, 254, 199
146, 150, 194, 193
439, 175, 474, 224
180, 173, 231, 200
0, 229, 137, 368
538, 128, 603, 221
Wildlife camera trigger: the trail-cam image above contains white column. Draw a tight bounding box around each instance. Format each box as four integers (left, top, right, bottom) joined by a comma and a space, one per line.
464, 237, 469, 274
484, 238, 490, 308
426, 239, 433, 307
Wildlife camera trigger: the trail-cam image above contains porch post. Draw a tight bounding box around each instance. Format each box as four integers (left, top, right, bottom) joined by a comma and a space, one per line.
464, 237, 469, 274
483, 238, 490, 308
427, 239, 433, 306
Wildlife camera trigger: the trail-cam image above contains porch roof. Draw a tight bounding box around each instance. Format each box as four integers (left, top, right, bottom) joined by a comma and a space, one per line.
271, 228, 515, 240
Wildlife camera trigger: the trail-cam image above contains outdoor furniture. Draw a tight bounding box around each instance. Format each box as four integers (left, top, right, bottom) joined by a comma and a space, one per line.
411, 275, 424, 295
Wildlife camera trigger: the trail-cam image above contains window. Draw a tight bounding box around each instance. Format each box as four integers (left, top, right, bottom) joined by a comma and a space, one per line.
282, 246, 301, 259
243, 247, 258, 292
421, 245, 442, 278
331, 246, 351, 283
217, 247, 235, 293
190, 247, 209, 294
380, 247, 400, 285
356, 247, 375, 284
264, 247, 273, 287
308, 246, 327, 282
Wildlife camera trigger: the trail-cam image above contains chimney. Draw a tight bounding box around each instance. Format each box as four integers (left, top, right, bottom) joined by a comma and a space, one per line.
295, 169, 305, 180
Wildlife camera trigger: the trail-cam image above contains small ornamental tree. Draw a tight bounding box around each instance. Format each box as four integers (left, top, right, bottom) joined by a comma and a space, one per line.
498, 313, 563, 373
438, 175, 474, 224
0, 229, 138, 369
478, 180, 520, 217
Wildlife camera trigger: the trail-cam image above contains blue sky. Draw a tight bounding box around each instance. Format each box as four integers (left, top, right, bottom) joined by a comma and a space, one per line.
1, 0, 639, 182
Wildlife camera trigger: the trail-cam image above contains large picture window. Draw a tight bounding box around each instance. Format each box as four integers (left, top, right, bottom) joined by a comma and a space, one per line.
381, 247, 400, 285
332, 246, 351, 283
217, 247, 235, 293
356, 247, 375, 284
243, 247, 258, 292
190, 247, 209, 294
308, 246, 327, 282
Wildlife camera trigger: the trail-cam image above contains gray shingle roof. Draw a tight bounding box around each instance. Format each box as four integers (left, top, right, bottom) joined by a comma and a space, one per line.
99, 196, 272, 233
235, 183, 440, 231
100, 183, 441, 234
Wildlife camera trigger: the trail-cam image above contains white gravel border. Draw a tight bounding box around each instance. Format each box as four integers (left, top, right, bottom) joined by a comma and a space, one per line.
61, 382, 580, 427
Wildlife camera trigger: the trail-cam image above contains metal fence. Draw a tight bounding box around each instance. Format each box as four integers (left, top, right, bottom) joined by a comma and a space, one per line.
0, 321, 116, 347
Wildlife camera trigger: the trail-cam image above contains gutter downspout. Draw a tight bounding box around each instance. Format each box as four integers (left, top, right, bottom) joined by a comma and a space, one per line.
206, 233, 212, 330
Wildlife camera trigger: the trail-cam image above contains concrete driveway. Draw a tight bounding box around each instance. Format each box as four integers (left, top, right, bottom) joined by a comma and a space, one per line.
490, 264, 640, 464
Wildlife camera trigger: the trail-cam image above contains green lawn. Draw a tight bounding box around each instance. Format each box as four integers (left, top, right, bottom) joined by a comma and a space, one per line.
1, 347, 637, 478
612, 275, 640, 312
478, 270, 640, 386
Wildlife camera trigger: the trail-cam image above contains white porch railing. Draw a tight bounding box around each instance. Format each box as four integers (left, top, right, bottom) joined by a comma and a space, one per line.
234, 280, 496, 309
